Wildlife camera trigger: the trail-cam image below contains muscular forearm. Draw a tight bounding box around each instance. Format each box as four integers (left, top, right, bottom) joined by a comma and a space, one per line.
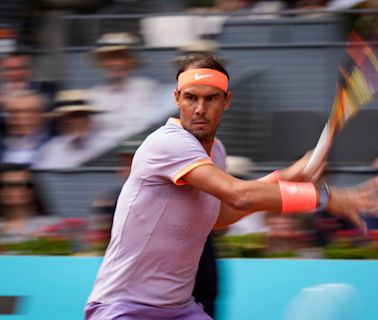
213, 180, 284, 230
216, 179, 322, 229
230, 180, 283, 212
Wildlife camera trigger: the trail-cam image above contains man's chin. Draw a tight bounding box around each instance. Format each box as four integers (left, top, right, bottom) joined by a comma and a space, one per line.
184, 124, 216, 141
191, 129, 212, 141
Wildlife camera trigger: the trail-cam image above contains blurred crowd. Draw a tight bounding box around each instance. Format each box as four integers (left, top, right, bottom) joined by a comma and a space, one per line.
187, 0, 375, 14
0, 25, 180, 253
0, 0, 377, 257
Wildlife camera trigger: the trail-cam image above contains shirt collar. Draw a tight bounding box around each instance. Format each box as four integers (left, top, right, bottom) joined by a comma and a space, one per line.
167, 117, 182, 128
166, 117, 215, 158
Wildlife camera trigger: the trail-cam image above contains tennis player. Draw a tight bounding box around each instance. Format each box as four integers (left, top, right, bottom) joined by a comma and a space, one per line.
85, 53, 378, 320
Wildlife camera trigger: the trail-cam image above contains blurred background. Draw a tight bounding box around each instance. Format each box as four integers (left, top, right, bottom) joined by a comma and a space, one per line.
0, 0, 377, 259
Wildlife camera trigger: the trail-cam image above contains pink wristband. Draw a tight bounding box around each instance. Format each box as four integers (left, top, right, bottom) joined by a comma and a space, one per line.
258, 170, 280, 183
278, 181, 317, 214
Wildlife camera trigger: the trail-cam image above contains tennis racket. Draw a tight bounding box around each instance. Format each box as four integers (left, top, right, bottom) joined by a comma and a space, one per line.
304, 31, 378, 173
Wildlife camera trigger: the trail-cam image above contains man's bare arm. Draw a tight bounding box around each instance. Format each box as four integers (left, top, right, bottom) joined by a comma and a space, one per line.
183, 164, 378, 231
183, 164, 283, 213
213, 202, 251, 230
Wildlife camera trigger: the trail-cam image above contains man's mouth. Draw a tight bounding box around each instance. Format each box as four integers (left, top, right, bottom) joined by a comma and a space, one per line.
192, 119, 208, 125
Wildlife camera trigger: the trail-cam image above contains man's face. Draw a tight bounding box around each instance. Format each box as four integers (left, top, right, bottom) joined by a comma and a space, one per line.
175, 84, 232, 142
61, 111, 92, 136
97, 53, 132, 83
1, 55, 32, 83
4, 95, 44, 137
0, 170, 33, 207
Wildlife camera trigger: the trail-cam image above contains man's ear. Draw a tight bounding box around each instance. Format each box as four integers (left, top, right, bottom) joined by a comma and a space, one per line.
174, 89, 180, 109
224, 91, 232, 111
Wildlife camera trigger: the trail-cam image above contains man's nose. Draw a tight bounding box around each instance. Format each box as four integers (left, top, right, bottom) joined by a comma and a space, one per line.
194, 99, 205, 114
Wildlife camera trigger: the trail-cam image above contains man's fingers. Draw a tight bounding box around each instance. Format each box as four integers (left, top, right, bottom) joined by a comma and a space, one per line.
357, 188, 378, 213
360, 220, 368, 235
363, 205, 378, 216
310, 162, 326, 183
347, 211, 367, 235
358, 176, 378, 193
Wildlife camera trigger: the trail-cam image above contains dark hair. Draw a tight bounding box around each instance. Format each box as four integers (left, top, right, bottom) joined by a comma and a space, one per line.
175, 53, 229, 80
0, 163, 30, 174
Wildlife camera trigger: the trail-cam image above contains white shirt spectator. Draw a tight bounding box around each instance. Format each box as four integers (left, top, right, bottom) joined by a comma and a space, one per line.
89, 76, 161, 142
33, 132, 117, 169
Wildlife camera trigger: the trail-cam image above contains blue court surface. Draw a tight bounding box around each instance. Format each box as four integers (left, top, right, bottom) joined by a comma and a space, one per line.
0, 257, 377, 319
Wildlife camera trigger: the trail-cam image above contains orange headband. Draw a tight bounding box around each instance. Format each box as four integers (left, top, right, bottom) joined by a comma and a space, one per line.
178, 68, 228, 92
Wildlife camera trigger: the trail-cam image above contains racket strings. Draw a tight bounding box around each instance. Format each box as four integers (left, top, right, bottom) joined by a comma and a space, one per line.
330, 31, 378, 132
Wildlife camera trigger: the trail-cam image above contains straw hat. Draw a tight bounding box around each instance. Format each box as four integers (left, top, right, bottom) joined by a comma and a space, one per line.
93, 32, 139, 54
174, 39, 229, 66
52, 90, 102, 116
178, 39, 219, 54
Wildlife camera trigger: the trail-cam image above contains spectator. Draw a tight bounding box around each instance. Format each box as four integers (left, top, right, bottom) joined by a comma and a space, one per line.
177, 39, 220, 57
0, 90, 50, 164
33, 90, 118, 169
0, 163, 56, 243
0, 51, 58, 106
89, 33, 162, 143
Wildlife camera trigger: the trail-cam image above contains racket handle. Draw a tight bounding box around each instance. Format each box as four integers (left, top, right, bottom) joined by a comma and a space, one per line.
304, 123, 332, 174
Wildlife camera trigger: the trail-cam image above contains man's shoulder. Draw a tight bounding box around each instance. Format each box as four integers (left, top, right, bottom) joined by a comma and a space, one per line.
139, 121, 199, 156
145, 122, 189, 144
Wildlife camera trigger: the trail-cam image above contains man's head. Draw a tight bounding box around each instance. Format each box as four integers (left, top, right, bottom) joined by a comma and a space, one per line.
93, 33, 138, 84
0, 163, 34, 208
1, 51, 33, 84
174, 53, 232, 143
53, 90, 100, 136
4, 90, 46, 137
95, 50, 135, 84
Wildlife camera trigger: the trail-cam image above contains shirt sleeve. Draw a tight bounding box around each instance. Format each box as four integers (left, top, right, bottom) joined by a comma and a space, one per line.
135, 126, 214, 186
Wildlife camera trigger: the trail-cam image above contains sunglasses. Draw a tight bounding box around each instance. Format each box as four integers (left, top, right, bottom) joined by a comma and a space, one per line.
0, 181, 33, 189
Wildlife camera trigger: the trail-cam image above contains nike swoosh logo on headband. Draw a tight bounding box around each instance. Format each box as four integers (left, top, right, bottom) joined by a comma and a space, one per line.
194, 73, 214, 80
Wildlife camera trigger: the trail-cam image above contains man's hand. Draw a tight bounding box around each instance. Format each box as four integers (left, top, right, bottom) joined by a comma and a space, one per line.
327, 177, 378, 233
280, 151, 326, 182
